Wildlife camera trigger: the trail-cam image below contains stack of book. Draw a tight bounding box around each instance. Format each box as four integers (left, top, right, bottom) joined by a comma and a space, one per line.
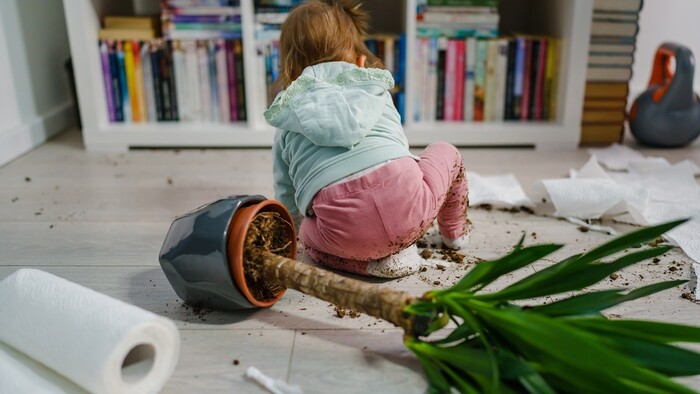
414, 0, 561, 123
161, 0, 242, 40
581, 0, 643, 144
365, 35, 407, 121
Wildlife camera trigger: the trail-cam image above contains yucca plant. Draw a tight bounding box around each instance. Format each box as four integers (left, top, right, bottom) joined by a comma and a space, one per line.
248, 214, 700, 393
403, 219, 700, 393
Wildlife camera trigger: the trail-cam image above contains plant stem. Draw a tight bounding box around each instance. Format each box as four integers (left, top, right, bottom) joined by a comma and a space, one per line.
260, 250, 420, 334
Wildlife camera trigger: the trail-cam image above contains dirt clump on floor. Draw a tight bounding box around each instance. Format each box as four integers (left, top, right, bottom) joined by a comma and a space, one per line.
334, 305, 360, 318
420, 249, 433, 259
243, 211, 293, 302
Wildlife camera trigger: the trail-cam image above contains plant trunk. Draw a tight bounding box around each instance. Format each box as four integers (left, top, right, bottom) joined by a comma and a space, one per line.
260, 251, 420, 334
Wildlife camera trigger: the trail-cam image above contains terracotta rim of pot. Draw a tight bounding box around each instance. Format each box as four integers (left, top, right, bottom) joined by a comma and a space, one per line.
227, 199, 296, 307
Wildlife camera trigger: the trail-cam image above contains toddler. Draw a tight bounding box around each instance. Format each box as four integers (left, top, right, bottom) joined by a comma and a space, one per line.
264, 0, 470, 278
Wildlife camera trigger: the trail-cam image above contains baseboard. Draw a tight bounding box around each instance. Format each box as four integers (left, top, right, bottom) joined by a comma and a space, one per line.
0, 102, 75, 167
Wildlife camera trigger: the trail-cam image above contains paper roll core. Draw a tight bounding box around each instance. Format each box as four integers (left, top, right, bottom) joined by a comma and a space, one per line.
121, 344, 156, 384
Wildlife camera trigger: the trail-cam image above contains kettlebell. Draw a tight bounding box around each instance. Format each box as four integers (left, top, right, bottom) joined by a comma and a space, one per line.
630, 42, 700, 148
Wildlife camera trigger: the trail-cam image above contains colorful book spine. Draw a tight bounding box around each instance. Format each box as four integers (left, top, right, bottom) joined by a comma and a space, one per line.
198, 41, 212, 121
547, 39, 561, 120
172, 41, 189, 121
123, 41, 140, 122
108, 42, 124, 122
427, 37, 438, 121
141, 42, 157, 122
116, 42, 131, 123
226, 40, 238, 121
165, 41, 179, 120
454, 39, 466, 121
464, 37, 476, 122
483, 39, 498, 121
473, 39, 487, 121
493, 39, 508, 121
184, 41, 202, 121
528, 39, 541, 120
132, 41, 148, 122
435, 37, 447, 120
100, 42, 116, 122
534, 39, 548, 121
215, 40, 231, 122
520, 39, 532, 121
504, 39, 517, 120
233, 39, 246, 121
512, 37, 526, 120
443, 39, 458, 121
208, 41, 219, 122
149, 42, 164, 121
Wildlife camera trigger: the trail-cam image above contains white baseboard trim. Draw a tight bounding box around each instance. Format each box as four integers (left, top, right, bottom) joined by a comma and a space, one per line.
0, 102, 75, 167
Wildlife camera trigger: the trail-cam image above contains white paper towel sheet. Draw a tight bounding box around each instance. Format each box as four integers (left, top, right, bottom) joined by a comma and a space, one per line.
537, 150, 700, 297
0, 269, 180, 394
468, 172, 534, 208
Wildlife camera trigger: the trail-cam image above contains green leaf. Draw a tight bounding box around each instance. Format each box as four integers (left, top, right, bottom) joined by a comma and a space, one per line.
444, 244, 562, 294
427, 322, 476, 346
467, 300, 696, 393
478, 246, 672, 302
531, 280, 686, 317
518, 373, 557, 394
568, 318, 700, 344
408, 341, 452, 393
577, 219, 686, 263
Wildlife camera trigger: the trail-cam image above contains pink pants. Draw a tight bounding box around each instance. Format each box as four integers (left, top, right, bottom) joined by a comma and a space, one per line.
299, 142, 469, 275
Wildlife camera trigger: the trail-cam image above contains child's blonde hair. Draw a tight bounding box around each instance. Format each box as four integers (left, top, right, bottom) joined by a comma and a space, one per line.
277, 0, 383, 88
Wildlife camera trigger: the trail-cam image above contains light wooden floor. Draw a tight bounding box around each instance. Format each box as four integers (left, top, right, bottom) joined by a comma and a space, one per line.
1, 128, 699, 393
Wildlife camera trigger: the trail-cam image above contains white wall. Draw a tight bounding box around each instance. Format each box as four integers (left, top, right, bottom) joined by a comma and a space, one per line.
630, 0, 700, 102
0, 0, 75, 167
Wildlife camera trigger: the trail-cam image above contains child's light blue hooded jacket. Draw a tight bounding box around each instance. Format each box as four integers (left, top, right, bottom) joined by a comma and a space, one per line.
265, 61, 417, 219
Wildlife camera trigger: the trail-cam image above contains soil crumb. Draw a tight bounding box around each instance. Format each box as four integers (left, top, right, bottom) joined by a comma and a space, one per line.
334, 305, 360, 318
682, 292, 694, 301
437, 249, 466, 264
420, 249, 433, 259
577, 226, 590, 233
243, 211, 293, 302
609, 273, 620, 280
233, 359, 240, 366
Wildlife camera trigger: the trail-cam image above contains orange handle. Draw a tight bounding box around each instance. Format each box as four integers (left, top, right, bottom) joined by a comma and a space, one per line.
649, 46, 676, 103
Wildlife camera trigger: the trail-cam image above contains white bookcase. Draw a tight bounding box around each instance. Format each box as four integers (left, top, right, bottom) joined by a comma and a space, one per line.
63, 0, 593, 151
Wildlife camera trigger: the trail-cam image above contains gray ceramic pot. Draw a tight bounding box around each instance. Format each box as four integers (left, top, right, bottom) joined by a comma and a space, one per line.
159, 195, 295, 310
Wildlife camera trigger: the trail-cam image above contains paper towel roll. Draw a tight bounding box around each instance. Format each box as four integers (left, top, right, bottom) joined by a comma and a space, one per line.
0, 269, 180, 394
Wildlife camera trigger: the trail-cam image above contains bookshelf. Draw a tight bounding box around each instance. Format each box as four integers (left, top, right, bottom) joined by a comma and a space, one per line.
63, 0, 593, 151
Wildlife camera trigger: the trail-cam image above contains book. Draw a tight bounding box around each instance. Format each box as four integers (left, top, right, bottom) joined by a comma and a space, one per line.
586, 66, 633, 81
435, 37, 448, 120
454, 40, 466, 121
427, 0, 500, 6
590, 21, 639, 37
464, 37, 477, 122
473, 39, 487, 121
427, 37, 439, 121
493, 39, 508, 121
512, 37, 526, 120
533, 39, 547, 120
99, 42, 116, 122
589, 43, 636, 55
116, 42, 131, 123
108, 43, 124, 122
150, 43, 164, 121
98, 29, 158, 40
233, 39, 246, 121
132, 41, 148, 122
527, 39, 541, 120
123, 41, 140, 122
164, 41, 179, 120
104, 16, 159, 30
588, 54, 634, 66
198, 42, 211, 121
415, 38, 428, 122
545, 39, 561, 120
583, 98, 627, 110
593, 0, 643, 12
172, 41, 189, 121
419, 12, 500, 25
141, 42, 157, 122
520, 39, 532, 121
215, 40, 230, 123
580, 123, 624, 144
582, 110, 626, 123
483, 39, 498, 121
585, 82, 629, 98
208, 41, 219, 122
444, 39, 458, 121
503, 39, 517, 120
225, 40, 238, 121
184, 41, 202, 121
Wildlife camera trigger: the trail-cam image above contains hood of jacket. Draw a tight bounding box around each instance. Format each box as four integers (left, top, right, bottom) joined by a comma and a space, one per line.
264, 61, 395, 148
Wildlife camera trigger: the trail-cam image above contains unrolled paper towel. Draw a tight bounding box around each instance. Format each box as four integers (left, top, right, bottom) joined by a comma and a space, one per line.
0, 269, 180, 394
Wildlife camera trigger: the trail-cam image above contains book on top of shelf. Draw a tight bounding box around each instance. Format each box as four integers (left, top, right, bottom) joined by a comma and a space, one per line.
580, 123, 624, 144
104, 16, 160, 30
588, 54, 634, 67
164, 0, 240, 6
583, 98, 627, 110
99, 29, 158, 40
586, 66, 632, 82
589, 43, 636, 55
585, 82, 629, 98
593, 12, 639, 22
593, 0, 643, 12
